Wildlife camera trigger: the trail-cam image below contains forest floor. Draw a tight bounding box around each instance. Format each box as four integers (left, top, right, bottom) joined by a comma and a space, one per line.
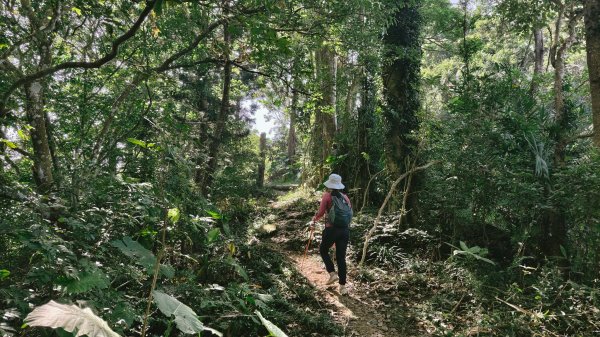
252, 190, 426, 337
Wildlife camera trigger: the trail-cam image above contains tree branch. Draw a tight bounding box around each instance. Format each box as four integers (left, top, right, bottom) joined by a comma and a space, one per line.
89, 6, 264, 162
358, 161, 440, 268
4, 144, 33, 158
0, 0, 158, 115
232, 61, 311, 96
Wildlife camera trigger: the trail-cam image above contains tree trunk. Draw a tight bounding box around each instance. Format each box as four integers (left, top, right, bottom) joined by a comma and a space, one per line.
25, 81, 54, 193
309, 45, 337, 186
551, 7, 581, 167
201, 20, 232, 194
541, 6, 582, 258
257, 132, 266, 187
287, 88, 298, 164
585, 0, 600, 147
381, 2, 422, 216
354, 65, 376, 203
345, 69, 362, 119
530, 27, 545, 95
194, 95, 210, 185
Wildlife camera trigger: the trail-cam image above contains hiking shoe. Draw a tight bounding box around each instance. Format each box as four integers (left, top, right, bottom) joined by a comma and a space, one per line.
339, 285, 348, 295
326, 271, 339, 285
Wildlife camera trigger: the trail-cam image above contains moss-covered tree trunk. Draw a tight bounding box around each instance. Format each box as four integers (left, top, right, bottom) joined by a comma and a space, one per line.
381, 2, 422, 221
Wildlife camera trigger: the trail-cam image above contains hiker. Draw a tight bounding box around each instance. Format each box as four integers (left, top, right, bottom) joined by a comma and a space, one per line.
311, 173, 353, 295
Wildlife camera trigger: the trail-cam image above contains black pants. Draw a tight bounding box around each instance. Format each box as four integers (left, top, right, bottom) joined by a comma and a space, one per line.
319, 226, 349, 285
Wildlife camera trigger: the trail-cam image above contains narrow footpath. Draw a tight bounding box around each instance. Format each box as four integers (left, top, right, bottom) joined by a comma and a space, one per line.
261, 193, 403, 337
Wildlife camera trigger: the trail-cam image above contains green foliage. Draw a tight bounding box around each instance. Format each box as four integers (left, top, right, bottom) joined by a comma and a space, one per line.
255, 310, 289, 337
152, 290, 222, 336
111, 236, 175, 278
450, 241, 496, 265
0, 0, 598, 335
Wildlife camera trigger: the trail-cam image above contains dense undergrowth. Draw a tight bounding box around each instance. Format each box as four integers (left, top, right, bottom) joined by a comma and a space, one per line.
267, 191, 600, 336
2, 178, 600, 336
349, 215, 600, 336
0, 176, 341, 337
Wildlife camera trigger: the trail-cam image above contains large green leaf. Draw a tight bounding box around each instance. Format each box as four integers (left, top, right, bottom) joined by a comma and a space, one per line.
152, 290, 222, 336
127, 138, 147, 148
25, 301, 120, 337
111, 237, 174, 277
111, 236, 155, 268
59, 269, 110, 294
255, 311, 288, 337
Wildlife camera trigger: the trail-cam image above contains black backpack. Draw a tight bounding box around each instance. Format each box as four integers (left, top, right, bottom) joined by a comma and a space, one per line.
328, 192, 353, 228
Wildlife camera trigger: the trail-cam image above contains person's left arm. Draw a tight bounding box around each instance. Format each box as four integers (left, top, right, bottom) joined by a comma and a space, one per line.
312, 192, 331, 222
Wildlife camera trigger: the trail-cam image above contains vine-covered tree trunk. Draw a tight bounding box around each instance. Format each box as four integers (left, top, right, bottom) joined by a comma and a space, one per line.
381, 2, 422, 219
585, 0, 600, 147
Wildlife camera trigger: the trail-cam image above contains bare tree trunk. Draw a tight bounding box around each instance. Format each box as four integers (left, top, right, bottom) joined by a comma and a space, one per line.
585, 0, 600, 147
287, 89, 298, 164
257, 132, 266, 187
194, 96, 210, 185
530, 27, 545, 95
345, 69, 362, 118
354, 65, 375, 203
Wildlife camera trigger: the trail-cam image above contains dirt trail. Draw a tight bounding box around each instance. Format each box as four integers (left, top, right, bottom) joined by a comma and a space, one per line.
265, 196, 401, 337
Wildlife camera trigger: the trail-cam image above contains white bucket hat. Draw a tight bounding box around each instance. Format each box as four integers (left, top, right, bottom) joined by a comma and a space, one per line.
324, 173, 345, 190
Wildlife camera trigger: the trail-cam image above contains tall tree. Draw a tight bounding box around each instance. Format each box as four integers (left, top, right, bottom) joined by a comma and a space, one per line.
200, 4, 233, 194
540, 0, 583, 258
585, 0, 600, 146
381, 1, 422, 220
550, 1, 583, 166
309, 44, 337, 185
